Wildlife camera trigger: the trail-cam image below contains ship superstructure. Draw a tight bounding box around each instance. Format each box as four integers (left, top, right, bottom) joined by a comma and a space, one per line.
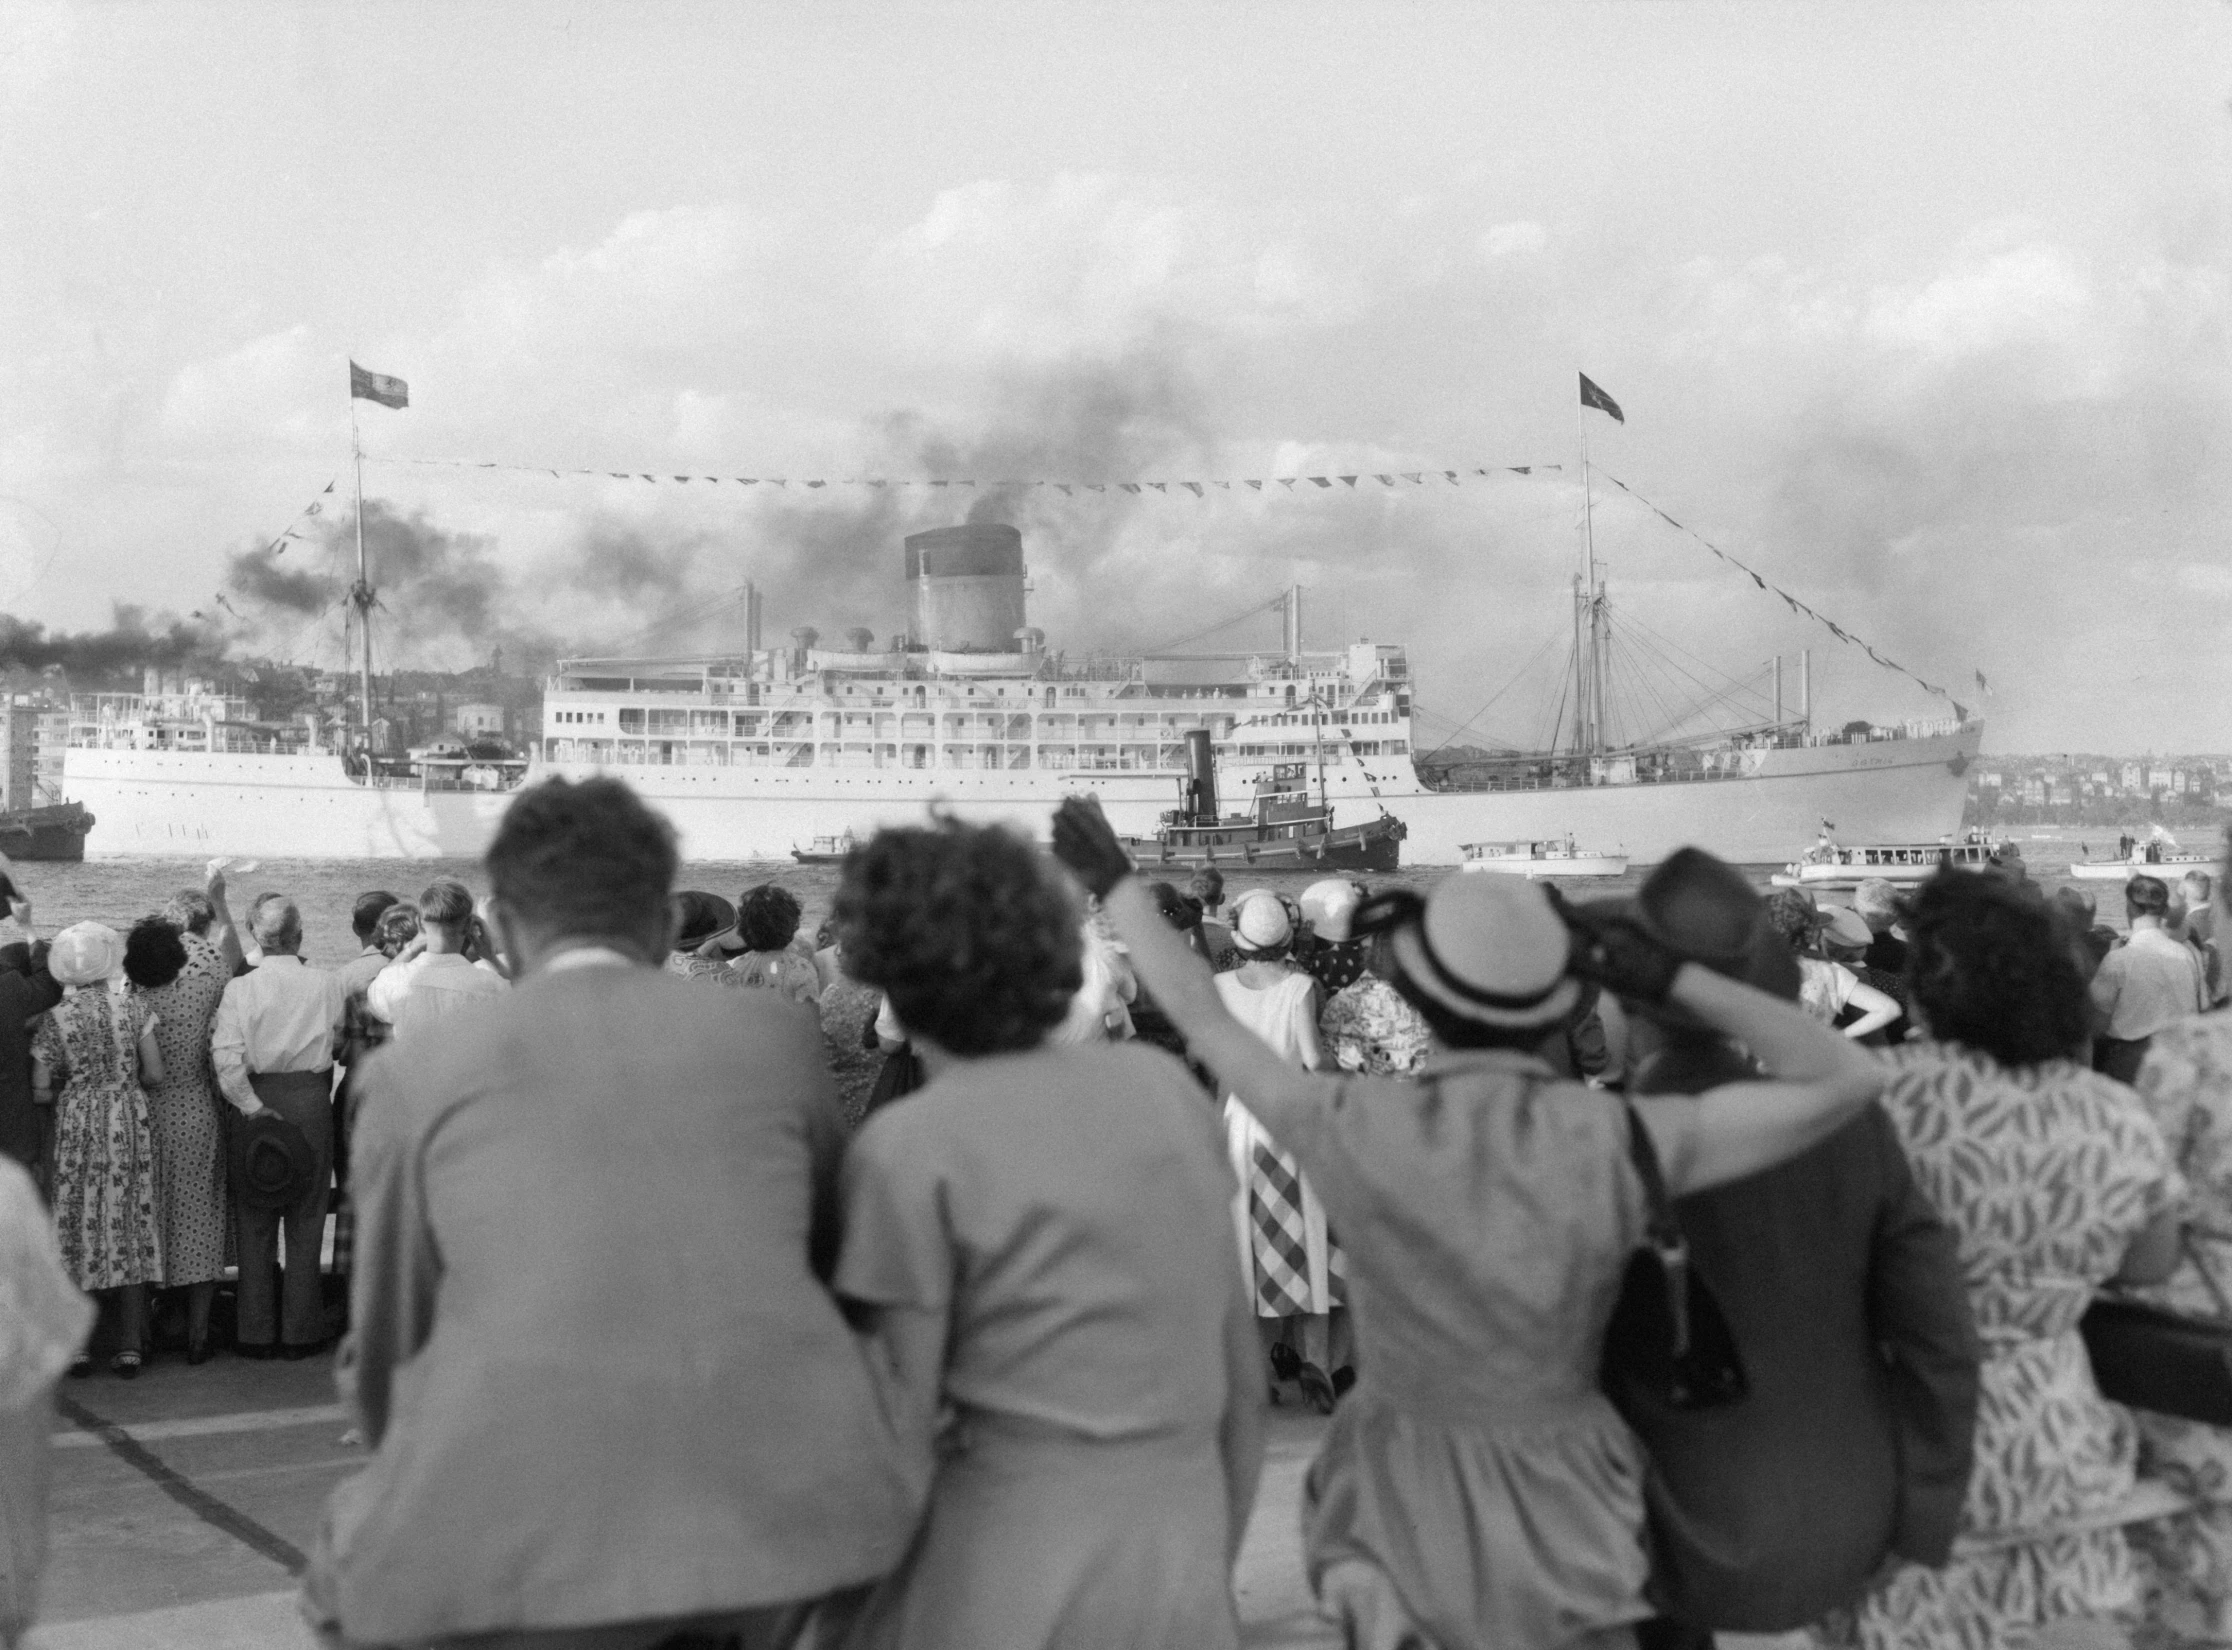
65, 522, 1980, 862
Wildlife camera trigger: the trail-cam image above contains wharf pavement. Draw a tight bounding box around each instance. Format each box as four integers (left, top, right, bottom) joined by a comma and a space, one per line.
26, 1357, 2114, 1649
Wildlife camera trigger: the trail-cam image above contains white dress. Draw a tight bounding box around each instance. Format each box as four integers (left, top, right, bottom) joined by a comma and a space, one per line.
1215, 970, 1340, 1318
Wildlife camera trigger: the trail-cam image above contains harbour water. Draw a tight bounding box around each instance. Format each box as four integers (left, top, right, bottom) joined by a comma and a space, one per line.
22, 828, 2171, 961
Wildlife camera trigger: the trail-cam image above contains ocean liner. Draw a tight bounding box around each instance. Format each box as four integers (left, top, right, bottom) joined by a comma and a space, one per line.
64, 522, 1980, 864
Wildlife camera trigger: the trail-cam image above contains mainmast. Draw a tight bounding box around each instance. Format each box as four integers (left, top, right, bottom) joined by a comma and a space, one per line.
348, 393, 376, 747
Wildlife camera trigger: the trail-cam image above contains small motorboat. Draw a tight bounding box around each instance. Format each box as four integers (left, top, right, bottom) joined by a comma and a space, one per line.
2069, 850, 2215, 882
789, 831, 859, 865
1459, 838, 1628, 879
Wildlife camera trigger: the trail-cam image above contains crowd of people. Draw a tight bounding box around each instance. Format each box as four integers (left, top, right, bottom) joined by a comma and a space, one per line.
3, 774, 2232, 1650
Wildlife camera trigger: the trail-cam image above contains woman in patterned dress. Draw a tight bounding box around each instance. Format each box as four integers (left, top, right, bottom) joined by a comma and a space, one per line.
31, 924, 165, 1378
122, 916, 229, 1364
1213, 890, 1348, 1412
2127, 844, 2232, 1644
1831, 870, 2185, 1650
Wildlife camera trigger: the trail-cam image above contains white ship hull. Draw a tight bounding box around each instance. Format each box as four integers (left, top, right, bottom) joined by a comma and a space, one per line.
65, 721, 1981, 866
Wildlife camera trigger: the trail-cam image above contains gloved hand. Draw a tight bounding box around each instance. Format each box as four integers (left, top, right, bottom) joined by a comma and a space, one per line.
1563, 904, 1686, 1006
1050, 798, 1136, 899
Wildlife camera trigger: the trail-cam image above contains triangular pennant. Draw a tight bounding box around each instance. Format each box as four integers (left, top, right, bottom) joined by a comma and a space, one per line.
770, 479, 787, 487
930, 480, 948, 487
1403, 472, 1422, 484
639, 474, 657, 482
674, 475, 692, 483
1951, 700, 1970, 721
1120, 483, 1143, 494
1376, 474, 1395, 487
1309, 477, 1331, 488
1183, 482, 1204, 497
1339, 476, 1358, 487
322, 480, 336, 493
1148, 482, 1167, 493
1750, 572, 1765, 590
807, 480, 826, 488
1056, 484, 1072, 495
1509, 466, 1529, 475
1444, 471, 1458, 484
1247, 480, 1264, 491
738, 478, 758, 485
306, 502, 322, 516
1086, 484, 1105, 492
1280, 479, 1298, 490
610, 472, 632, 480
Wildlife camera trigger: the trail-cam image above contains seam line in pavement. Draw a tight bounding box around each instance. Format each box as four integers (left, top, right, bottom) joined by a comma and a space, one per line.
50, 1401, 349, 1449
55, 1393, 311, 1576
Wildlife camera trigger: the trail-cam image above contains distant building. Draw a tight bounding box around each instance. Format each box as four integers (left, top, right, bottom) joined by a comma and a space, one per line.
2021, 776, 2047, 806
454, 703, 507, 739
2124, 762, 2145, 792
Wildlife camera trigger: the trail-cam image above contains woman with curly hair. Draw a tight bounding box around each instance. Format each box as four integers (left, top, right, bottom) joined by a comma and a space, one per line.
701, 884, 821, 1018
1764, 887, 1902, 1039
828, 818, 1263, 1650
1824, 869, 2185, 1650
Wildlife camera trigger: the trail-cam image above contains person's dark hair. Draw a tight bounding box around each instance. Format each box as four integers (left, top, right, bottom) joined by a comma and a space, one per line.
670, 891, 737, 953
2127, 875, 2171, 920
374, 903, 421, 956
834, 818, 1080, 1057
1763, 887, 1823, 957
1905, 869, 2090, 1066
123, 915, 189, 990
735, 884, 803, 954
352, 891, 401, 943
1147, 881, 1202, 931
484, 777, 678, 959
1189, 866, 1224, 908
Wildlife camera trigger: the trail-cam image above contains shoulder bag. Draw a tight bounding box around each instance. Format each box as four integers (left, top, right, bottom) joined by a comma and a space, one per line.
1599, 1100, 1748, 1411
2084, 1228, 2232, 1426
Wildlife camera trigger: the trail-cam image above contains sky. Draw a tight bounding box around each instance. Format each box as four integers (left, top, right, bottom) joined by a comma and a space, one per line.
1, 0, 2228, 753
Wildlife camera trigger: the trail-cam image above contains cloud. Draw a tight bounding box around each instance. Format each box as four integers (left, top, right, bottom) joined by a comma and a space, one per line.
1479, 220, 1548, 260
156, 324, 327, 449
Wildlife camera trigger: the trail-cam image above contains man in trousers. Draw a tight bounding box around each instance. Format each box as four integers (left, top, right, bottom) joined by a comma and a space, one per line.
212, 894, 349, 1358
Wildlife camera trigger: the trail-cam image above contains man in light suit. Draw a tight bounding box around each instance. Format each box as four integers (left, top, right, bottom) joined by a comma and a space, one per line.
307, 777, 923, 1650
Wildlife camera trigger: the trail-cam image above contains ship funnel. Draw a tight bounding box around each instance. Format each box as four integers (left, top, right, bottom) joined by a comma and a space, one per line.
1184, 728, 1218, 825
904, 524, 1026, 653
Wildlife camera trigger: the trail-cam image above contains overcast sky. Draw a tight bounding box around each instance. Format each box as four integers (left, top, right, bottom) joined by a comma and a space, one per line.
3, 1, 2227, 752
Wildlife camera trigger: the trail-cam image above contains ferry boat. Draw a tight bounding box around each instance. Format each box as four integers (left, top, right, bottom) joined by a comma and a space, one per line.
789, 831, 858, 865
1459, 838, 1628, 879
1769, 835, 2002, 890
64, 522, 1983, 864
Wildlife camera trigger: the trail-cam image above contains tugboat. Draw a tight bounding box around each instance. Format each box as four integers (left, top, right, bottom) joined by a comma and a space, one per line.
1120, 729, 1406, 874
0, 800, 94, 862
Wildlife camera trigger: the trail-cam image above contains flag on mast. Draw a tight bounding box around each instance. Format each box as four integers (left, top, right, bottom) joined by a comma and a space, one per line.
349, 361, 409, 409
1578, 372, 1624, 423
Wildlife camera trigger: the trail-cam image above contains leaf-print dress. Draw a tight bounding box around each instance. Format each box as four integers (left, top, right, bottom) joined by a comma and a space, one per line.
34, 988, 163, 1293
1826, 1042, 2181, 1650
2129, 1009, 2232, 1643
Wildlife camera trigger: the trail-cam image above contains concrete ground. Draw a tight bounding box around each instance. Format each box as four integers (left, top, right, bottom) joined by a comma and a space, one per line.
24, 1361, 2123, 1650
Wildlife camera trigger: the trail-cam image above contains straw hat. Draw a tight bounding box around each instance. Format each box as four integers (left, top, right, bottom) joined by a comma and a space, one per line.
48, 922, 122, 989
1232, 890, 1294, 952
670, 891, 737, 952
1299, 878, 1366, 943
1388, 873, 1580, 1030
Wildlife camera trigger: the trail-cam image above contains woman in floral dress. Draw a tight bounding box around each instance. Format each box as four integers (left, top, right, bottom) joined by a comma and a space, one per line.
2127, 857, 2232, 1644
1830, 871, 2184, 1650
123, 916, 229, 1363
31, 923, 165, 1377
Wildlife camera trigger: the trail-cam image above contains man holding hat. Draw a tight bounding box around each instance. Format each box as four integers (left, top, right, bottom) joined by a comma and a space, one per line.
1058, 799, 1887, 1650
212, 894, 348, 1358
1614, 850, 1978, 1645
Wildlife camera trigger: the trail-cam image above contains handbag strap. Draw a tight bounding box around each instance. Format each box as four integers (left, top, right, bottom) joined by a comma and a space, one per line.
1620, 1100, 1695, 1357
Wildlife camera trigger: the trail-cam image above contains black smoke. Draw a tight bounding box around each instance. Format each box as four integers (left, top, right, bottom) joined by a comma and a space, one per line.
0, 606, 223, 677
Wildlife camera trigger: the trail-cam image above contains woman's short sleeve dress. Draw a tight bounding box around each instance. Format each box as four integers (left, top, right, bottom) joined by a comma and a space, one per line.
139, 933, 230, 1285
34, 990, 162, 1293
2127, 1009, 2232, 1640
1265, 1050, 1654, 1649
832, 1042, 1247, 1650
1828, 1041, 2183, 1650
1215, 970, 1343, 1319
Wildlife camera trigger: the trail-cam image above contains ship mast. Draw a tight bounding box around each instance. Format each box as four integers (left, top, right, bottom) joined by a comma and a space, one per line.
1575, 400, 1610, 763
348, 393, 376, 749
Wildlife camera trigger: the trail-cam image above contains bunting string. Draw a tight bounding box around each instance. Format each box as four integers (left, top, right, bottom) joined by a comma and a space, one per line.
254, 479, 342, 557
360, 454, 1559, 492
1598, 471, 1972, 721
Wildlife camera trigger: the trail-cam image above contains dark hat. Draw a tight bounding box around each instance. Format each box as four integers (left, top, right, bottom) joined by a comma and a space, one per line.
670, 891, 737, 952
1635, 847, 1801, 1003
230, 1110, 317, 1212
